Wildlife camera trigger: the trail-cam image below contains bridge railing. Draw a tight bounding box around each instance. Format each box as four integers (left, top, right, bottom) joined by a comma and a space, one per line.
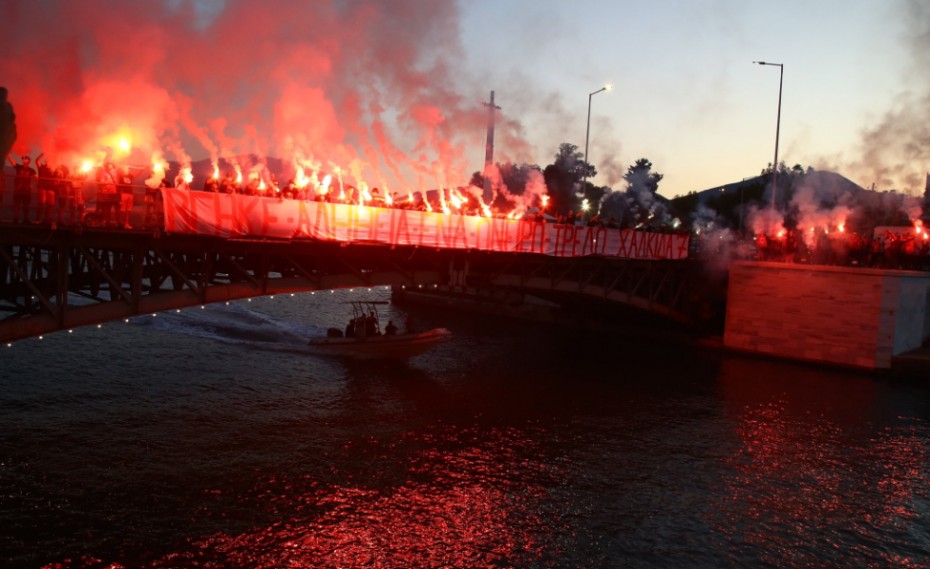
0, 171, 163, 229
0, 227, 452, 343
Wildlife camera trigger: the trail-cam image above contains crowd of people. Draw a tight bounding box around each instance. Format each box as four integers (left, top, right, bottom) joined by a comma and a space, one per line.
199, 169, 435, 212
0, 153, 514, 226
696, 227, 930, 271
0, 153, 708, 231
4, 154, 929, 274
1, 153, 163, 229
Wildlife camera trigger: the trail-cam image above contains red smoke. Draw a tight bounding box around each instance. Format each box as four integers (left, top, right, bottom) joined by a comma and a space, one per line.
0, 0, 513, 191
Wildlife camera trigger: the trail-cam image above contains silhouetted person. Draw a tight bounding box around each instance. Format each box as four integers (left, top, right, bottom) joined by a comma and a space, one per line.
54, 165, 72, 225
370, 187, 385, 207
202, 175, 219, 193
96, 162, 118, 227
9, 153, 35, 223
35, 153, 56, 224
365, 313, 377, 336
67, 167, 88, 226
0, 87, 15, 213
117, 167, 135, 228
174, 173, 191, 193
220, 172, 237, 194
144, 176, 165, 229
0, 87, 16, 164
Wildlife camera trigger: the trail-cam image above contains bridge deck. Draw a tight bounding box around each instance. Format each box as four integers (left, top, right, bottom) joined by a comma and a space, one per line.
0, 224, 708, 343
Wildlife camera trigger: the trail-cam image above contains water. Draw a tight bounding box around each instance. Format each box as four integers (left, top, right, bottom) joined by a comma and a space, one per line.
1, 289, 929, 568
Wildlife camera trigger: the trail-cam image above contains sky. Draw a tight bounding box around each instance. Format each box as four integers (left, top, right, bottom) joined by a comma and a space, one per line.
1, 0, 927, 200
459, 0, 929, 197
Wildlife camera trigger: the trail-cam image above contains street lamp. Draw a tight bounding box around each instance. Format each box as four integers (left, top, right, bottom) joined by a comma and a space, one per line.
754, 61, 783, 210
582, 84, 612, 194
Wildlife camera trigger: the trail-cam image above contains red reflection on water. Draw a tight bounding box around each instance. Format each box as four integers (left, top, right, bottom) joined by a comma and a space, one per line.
170, 426, 555, 568
715, 359, 930, 567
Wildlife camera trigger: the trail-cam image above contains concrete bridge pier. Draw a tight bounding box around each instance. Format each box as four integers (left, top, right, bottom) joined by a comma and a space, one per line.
723, 261, 930, 371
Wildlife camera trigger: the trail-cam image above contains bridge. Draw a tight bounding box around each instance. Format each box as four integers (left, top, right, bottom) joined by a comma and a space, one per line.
0, 224, 709, 343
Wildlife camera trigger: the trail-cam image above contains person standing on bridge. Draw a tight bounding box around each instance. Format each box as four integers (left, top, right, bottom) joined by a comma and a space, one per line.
755, 233, 768, 261
69, 165, 88, 226
96, 162, 119, 228
35, 153, 56, 225
8, 153, 36, 223
53, 164, 72, 226
144, 175, 165, 230
202, 173, 219, 193
220, 171, 237, 194
117, 166, 137, 229
1, 87, 17, 212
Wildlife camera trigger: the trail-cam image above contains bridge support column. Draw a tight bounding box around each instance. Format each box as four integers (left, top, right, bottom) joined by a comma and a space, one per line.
724, 261, 930, 370
448, 260, 468, 289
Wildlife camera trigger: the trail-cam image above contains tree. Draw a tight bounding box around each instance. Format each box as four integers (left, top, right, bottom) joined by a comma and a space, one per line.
624, 158, 663, 196
600, 158, 669, 228
468, 170, 483, 189
498, 162, 541, 195
470, 162, 544, 212
759, 161, 808, 209
543, 143, 592, 215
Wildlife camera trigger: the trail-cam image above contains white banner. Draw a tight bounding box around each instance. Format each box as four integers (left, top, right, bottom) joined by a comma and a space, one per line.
161, 188, 690, 260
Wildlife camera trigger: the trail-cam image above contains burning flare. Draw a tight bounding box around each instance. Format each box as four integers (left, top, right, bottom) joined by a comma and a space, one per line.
295, 166, 311, 190
319, 174, 332, 196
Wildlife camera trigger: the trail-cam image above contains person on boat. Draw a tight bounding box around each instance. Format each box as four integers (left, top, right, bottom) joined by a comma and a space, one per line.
385, 320, 398, 335
364, 313, 378, 336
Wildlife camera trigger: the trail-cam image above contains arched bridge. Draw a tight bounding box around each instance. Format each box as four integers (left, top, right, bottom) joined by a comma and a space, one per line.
0, 226, 715, 343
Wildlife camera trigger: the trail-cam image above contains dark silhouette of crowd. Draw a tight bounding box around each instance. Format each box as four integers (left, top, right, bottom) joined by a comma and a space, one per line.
695, 227, 930, 272
2, 151, 928, 275
0, 153, 164, 230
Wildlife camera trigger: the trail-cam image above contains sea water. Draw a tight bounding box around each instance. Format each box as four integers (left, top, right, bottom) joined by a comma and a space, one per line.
1, 289, 929, 568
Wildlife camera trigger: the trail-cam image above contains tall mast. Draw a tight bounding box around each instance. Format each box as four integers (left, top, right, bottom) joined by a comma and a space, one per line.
482, 90, 501, 202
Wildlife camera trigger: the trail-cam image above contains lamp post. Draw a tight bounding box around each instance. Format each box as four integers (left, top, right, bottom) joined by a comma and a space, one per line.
754, 61, 783, 210
582, 84, 612, 195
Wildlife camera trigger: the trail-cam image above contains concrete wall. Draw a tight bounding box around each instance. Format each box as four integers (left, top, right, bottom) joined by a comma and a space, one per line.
723, 262, 930, 369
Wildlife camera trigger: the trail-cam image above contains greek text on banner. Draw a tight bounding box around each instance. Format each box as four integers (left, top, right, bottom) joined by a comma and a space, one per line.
161, 188, 690, 260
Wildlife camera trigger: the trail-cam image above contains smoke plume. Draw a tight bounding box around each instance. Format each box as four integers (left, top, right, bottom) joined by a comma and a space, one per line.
843, 0, 930, 194
0, 0, 525, 193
